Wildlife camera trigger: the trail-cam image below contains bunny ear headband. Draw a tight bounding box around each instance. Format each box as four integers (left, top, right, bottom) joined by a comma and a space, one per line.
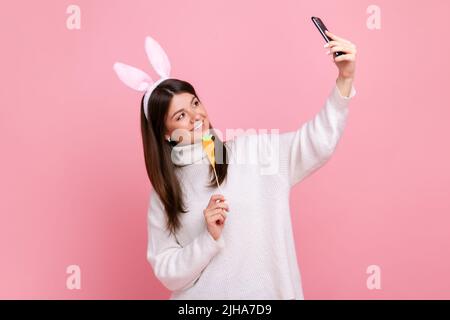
113, 36, 172, 121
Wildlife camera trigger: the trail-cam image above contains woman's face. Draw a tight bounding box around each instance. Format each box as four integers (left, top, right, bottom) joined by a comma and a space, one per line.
164, 92, 211, 145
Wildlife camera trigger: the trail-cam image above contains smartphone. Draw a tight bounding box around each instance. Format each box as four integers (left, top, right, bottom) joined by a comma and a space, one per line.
311, 16, 344, 57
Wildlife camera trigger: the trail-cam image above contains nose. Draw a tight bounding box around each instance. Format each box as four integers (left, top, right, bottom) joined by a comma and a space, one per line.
189, 111, 202, 124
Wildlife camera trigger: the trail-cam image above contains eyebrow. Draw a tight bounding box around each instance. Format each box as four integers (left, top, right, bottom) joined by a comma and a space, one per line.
171, 96, 196, 119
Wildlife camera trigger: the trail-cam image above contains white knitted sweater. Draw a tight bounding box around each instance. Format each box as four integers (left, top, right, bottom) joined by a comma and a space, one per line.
146, 83, 356, 299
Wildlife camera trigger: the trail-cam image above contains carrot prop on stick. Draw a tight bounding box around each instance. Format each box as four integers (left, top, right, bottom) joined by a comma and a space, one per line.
202, 133, 225, 200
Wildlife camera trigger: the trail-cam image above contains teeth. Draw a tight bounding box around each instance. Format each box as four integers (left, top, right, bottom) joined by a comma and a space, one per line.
194, 121, 203, 130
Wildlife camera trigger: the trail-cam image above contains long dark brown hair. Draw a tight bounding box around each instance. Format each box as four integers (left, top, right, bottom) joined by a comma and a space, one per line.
141, 78, 229, 236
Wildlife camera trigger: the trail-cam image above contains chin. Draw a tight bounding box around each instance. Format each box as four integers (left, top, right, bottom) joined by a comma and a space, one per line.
191, 132, 204, 143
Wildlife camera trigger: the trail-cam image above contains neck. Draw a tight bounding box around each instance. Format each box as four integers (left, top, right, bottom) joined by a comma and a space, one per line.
171, 138, 208, 167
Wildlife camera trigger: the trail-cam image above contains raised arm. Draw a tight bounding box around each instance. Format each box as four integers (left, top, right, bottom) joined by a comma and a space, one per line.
280, 81, 356, 187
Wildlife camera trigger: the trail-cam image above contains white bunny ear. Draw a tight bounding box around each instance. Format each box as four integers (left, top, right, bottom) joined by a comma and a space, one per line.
113, 62, 154, 91
145, 36, 171, 78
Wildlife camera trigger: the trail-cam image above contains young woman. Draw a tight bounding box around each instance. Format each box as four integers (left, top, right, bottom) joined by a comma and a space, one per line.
144, 30, 357, 299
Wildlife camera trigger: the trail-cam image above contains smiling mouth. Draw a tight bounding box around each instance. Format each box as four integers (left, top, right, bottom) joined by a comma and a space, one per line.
192, 121, 203, 131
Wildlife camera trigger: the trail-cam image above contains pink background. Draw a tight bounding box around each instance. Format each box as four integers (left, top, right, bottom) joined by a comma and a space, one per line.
1, 0, 449, 299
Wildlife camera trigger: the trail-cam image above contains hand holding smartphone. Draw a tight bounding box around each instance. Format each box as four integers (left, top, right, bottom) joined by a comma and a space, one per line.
311, 16, 344, 57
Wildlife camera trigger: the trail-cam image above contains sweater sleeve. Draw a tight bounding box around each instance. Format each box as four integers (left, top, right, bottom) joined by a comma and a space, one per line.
280, 83, 356, 187
146, 191, 225, 292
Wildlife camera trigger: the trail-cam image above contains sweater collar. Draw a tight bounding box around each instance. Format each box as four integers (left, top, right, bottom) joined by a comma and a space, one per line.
171, 138, 208, 167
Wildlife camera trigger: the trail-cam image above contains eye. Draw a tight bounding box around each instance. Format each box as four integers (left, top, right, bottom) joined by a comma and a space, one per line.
193, 100, 199, 107
177, 112, 185, 121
